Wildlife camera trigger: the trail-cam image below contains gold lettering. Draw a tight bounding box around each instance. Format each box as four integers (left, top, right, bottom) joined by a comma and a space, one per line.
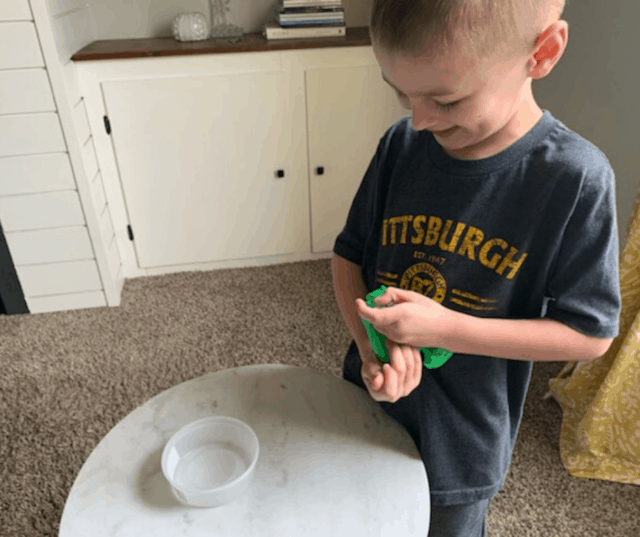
450, 297, 499, 311
388, 216, 402, 245
496, 247, 528, 279
425, 216, 441, 246
439, 220, 467, 252
382, 219, 388, 246
411, 215, 426, 245
479, 238, 508, 269
399, 215, 412, 244
457, 226, 485, 261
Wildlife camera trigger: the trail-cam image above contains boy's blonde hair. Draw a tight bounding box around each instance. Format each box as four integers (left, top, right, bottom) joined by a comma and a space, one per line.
369, 0, 566, 65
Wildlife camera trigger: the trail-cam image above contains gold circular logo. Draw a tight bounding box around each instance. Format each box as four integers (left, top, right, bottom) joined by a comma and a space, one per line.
398, 263, 447, 303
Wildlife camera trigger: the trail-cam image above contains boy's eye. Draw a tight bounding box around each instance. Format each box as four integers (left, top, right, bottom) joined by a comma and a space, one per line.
396, 92, 460, 112
434, 100, 459, 112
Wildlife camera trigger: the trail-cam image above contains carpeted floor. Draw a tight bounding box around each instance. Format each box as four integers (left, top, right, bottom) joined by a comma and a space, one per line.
1, 259, 639, 536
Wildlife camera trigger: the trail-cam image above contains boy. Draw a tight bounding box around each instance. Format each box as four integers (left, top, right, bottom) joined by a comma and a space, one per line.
332, 0, 622, 535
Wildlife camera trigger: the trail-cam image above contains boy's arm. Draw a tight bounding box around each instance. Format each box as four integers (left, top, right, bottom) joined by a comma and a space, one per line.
444, 313, 614, 363
331, 253, 373, 355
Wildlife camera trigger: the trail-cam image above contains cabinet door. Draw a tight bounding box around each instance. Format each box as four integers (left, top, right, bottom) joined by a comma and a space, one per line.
306, 65, 408, 253
102, 71, 306, 268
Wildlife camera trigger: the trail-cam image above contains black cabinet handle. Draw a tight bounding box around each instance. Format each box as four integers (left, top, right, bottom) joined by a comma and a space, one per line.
275, 167, 324, 178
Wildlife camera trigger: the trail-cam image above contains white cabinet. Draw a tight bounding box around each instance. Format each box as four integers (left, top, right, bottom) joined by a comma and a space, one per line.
102, 71, 307, 268
305, 64, 407, 253
77, 47, 407, 276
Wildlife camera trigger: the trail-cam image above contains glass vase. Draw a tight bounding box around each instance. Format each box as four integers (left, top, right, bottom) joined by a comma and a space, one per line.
210, 0, 245, 40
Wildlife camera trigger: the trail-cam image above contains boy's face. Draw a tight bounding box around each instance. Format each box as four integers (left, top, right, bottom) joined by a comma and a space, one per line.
375, 46, 542, 160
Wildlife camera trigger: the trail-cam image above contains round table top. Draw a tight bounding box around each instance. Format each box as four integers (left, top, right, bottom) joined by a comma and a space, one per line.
59, 364, 430, 536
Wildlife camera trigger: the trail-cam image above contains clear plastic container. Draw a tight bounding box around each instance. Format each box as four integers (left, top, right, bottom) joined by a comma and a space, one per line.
161, 416, 260, 508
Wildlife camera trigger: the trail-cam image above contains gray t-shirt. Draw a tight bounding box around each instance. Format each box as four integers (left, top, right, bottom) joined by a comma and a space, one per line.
334, 111, 621, 505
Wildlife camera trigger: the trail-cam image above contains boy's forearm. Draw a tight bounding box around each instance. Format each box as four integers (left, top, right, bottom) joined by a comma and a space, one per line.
331, 254, 372, 354
444, 312, 612, 363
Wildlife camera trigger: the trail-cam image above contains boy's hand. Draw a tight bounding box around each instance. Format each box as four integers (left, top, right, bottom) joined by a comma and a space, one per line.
359, 340, 423, 403
356, 287, 456, 349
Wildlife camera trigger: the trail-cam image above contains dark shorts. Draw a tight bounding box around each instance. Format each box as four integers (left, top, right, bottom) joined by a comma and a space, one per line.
342, 348, 493, 536
428, 500, 490, 536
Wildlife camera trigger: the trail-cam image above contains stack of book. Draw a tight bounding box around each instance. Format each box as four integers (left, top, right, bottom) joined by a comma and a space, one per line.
263, 0, 346, 40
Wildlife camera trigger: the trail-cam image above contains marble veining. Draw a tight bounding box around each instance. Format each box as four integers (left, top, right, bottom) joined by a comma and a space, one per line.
59, 364, 430, 536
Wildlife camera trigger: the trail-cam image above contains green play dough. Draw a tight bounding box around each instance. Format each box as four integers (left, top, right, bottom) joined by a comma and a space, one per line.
362, 285, 454, 369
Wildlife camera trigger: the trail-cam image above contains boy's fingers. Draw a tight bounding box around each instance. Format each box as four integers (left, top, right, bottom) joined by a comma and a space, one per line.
384, 363, 397, 399
387, 343, 406, 395
409, 349, 420, 392
403, 346, 415, 392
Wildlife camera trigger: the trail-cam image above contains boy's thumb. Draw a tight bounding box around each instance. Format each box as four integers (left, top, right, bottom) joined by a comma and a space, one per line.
375, 286, 402, 307
374, 287, 392, 304
363, 361, 381, 389
373, 371, 383, 390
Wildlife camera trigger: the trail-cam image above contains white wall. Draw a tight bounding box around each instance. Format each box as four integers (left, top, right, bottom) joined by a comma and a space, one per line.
0, 0, 122, 313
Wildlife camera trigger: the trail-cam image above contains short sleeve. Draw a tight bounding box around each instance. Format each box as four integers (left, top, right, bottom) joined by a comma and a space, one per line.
332, 140, 383, 266
544, 165, 621, 338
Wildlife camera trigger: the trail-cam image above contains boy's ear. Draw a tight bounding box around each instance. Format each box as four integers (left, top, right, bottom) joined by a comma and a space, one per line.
529, 20, 569, 79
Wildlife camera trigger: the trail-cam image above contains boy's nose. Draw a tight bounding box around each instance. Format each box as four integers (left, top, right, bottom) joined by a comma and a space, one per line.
407, 103, 442, 131
412, 110, 441, 132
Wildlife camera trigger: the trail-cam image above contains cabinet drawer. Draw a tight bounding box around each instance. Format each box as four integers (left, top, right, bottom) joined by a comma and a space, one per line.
0, 69, 56, 115
0, 113, 66, 157
0, 22, 43, 69
18, 260, 102, 297
0, 0, 32, 21
0, 154, 75, 196
6, 227, 93, 265
0, 191, 85, 232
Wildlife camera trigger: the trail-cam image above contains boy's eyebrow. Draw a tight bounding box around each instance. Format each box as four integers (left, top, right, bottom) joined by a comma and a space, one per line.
381, 74, 454, 97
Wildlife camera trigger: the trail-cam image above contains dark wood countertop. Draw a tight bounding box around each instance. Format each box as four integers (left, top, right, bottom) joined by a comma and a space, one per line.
72, 26, 372, 61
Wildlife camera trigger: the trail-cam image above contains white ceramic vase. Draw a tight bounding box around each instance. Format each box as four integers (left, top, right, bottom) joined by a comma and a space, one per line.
172, 12, 209, 42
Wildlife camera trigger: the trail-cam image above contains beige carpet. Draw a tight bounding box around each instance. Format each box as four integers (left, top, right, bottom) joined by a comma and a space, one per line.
1, 259, 638, 536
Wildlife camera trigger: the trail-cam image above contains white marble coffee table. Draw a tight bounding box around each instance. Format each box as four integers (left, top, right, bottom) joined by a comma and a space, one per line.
59, 364, 430, 536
